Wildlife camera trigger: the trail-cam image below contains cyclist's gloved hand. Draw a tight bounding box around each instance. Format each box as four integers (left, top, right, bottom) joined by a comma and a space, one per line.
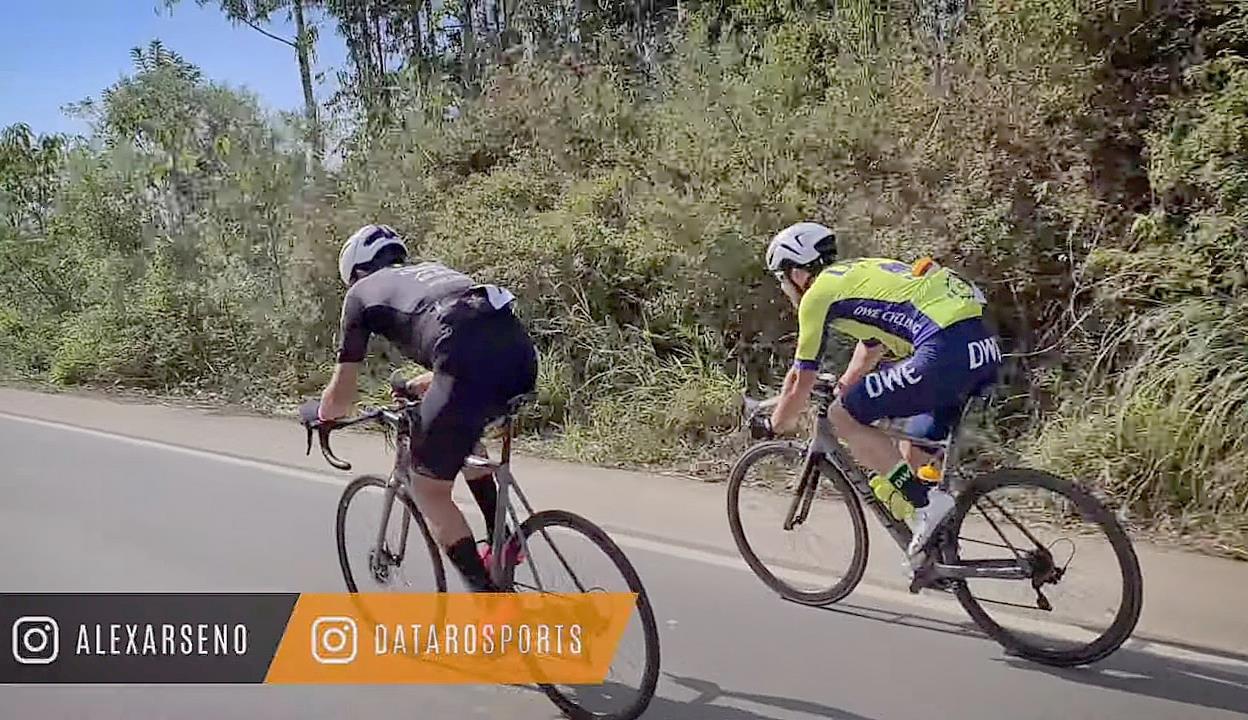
388, 369, 410, 400
749, 414, 775, 440
389, 369, 433, 401
298, 399, 323, 427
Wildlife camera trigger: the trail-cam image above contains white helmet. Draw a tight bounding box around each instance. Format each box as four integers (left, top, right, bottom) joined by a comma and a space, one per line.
765, 222, 837, 274
338, 224, 408, 285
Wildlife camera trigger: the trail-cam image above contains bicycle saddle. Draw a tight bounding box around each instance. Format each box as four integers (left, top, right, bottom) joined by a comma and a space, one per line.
505, 392, 537, 416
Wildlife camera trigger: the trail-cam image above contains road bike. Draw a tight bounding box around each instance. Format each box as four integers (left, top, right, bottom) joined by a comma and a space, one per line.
302, 380, 660, 720
726, 373, 1143, 667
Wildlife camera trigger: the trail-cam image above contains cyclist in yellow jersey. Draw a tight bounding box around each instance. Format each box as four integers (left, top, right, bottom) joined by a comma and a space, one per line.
757, 222, 1002, 566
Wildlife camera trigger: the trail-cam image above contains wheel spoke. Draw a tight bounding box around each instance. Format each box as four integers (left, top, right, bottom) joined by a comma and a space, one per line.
535, 525, 589, 593
981, 495, 1050, 551
957, 535, 1015, 550
948, 469, 1142, 667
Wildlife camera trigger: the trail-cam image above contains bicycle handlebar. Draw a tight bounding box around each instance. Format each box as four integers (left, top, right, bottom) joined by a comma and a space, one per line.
306, 422, 353, 470
741, 373, 840, 440
303, 401, 415, 472
742, 373, 839, 420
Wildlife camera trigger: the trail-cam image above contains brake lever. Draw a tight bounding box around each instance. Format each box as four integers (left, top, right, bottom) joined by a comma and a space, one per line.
742, 395, 761, 420
742, 394, 782, 422
318, 425, 352, 471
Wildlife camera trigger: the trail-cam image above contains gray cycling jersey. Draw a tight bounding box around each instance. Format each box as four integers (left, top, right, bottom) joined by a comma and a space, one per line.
336, 262, 511, 368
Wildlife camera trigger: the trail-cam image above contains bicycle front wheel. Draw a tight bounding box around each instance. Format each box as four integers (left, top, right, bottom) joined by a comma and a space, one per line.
727, 440, 868, 605
942, 468, 1143, 667
336, 474, 447, 593
503, 510, 660, 720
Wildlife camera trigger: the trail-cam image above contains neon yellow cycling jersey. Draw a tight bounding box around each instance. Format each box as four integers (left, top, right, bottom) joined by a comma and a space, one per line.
794, 258, 987, 369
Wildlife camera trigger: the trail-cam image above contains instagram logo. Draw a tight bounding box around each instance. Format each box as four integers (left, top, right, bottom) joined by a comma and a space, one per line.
12, 616, 59, 665
310, 616, 357, 664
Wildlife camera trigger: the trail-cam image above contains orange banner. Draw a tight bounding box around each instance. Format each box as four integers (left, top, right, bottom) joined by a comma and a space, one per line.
264, 593, 636, 684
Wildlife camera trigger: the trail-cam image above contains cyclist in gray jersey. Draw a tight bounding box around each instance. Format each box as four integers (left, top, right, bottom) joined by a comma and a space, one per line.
337, 261, 478, 369
305, 224, 538, 592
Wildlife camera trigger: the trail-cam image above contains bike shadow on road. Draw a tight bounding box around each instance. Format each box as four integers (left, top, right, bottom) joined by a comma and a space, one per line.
512, 676, 878, 720
658, 673, 878, 720
801, 600, 1248, 715
801, 598, 989, 642
998, 649, 1248, 715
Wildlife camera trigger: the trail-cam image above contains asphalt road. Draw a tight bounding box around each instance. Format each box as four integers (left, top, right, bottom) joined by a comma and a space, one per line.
2, 411, 1247, 720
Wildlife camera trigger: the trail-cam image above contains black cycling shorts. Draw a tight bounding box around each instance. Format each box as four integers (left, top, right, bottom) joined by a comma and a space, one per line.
411, 309, 538, 481
840, 318, 1001, 444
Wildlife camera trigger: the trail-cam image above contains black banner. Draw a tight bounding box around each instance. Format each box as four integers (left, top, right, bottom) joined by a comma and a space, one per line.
0, 594, 298, 683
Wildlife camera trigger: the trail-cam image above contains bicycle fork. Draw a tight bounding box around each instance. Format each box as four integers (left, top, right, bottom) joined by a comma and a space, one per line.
371, 478, 413, 577
782, 456, 820, 531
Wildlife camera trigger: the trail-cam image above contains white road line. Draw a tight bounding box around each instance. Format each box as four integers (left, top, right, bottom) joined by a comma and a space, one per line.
3, 409, 1247, 672
0, 410, 343, 487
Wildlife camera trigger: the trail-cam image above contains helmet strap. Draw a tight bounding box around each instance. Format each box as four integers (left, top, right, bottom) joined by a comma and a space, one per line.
787, 266, 818, 292
777, 271, 803, 307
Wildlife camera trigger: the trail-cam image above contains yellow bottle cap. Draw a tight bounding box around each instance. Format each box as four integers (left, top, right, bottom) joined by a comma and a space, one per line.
917, 464, 942, 482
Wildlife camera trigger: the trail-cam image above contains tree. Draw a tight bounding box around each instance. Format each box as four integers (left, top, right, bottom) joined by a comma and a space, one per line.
0, 123, 65, 235
0, 123, 74, 314
167, 0, 324, 161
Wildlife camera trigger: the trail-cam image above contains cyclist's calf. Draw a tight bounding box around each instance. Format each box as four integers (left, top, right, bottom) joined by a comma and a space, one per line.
408, 470, 498, 592
462, 471, 501, 541
407, 471, 473, 547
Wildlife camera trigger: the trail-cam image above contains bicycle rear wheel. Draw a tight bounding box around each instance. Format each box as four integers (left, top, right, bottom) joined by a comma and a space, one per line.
727, 440, 868, 605
336, 474, 447, 593
503, 509, 660, 720
942, 468, 1142, 667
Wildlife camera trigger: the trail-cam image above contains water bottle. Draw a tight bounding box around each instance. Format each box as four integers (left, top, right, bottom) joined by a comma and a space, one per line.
869, 475, 915, 521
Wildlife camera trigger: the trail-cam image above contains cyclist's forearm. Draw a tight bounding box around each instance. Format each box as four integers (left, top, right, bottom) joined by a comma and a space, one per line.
320, 362, 361, 420
405, 370, 435, 395
770, 367, 816, 433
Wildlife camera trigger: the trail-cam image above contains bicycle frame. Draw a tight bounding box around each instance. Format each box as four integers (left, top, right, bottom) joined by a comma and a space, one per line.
366, 403, 589, 593
461, 420, 543, 589
789, 378, 1033, 586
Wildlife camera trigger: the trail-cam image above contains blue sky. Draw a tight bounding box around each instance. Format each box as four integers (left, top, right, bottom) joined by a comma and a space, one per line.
0, 1, 348, 136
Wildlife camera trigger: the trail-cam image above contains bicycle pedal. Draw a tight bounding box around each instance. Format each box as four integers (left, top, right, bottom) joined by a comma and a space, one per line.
905, 554, 936, 593
905, 565, 924, 593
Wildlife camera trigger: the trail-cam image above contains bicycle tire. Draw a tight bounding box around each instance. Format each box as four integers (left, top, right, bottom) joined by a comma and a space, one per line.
336, 474, 447, 593
502, 509, 660, 720
727, 440, 869, 606
942, 468, 1143, 667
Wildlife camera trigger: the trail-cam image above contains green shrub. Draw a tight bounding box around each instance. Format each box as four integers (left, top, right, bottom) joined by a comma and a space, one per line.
1028, 300, 1248, 531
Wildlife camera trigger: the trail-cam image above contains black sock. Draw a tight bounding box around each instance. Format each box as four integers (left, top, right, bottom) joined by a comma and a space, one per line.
467, 475, 501, 540
446, 536, 496, 592
889, 464, 931, 508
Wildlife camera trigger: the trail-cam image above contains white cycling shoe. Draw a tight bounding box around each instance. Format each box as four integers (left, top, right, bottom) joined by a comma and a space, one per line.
905, 488, 956, 570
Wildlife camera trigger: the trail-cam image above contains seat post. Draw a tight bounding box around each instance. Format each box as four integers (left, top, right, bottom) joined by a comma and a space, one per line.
501, 418, 513, 464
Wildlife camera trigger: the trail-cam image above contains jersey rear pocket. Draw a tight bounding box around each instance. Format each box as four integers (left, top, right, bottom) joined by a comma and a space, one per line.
436, 291, 495, 326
